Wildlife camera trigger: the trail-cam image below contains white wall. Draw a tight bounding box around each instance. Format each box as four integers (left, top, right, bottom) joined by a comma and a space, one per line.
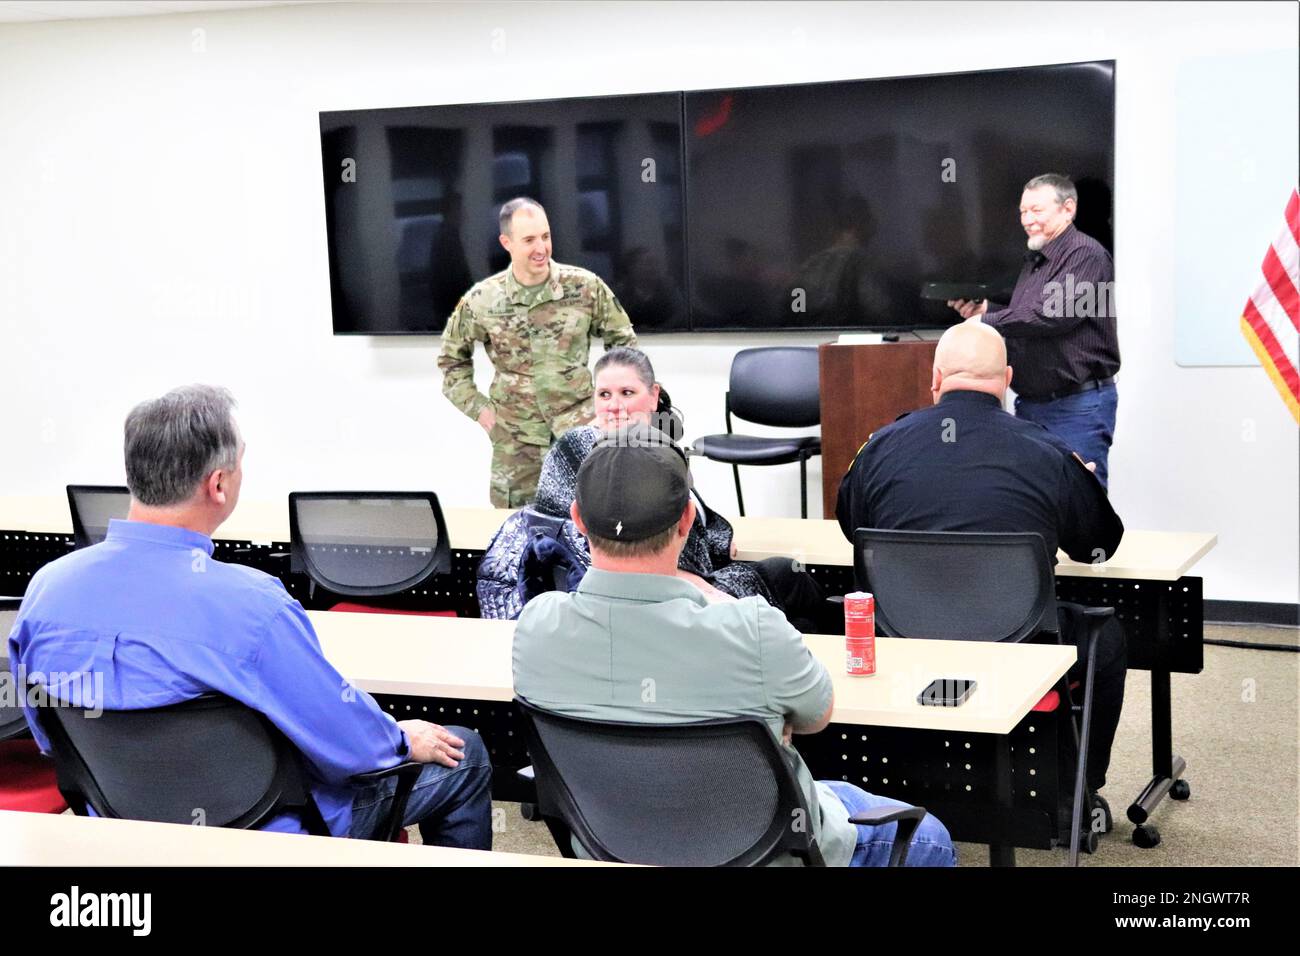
0, 1, 1295, 604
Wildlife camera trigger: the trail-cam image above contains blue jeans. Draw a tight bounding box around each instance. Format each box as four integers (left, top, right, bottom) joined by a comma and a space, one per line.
821, 780, 957, 867
1015, 383, 1118, 488
348, 726, 493, 849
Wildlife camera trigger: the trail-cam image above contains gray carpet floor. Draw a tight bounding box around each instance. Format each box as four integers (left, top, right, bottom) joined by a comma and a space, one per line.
465, 623, 1300, 866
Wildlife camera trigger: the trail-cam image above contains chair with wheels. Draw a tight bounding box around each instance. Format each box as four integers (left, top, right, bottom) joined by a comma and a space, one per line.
514, 696, 928, 867
289, 491, 456, 616
33, 690, 421, 842
691, 347, 822, 518
853, 528, 1114, 865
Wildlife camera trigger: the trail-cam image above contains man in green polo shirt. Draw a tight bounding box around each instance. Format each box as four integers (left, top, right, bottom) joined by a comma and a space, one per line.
512, 423, 956, 867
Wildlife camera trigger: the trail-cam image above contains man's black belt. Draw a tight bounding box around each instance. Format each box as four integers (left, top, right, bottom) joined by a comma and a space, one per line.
1021, 376, 1116, 403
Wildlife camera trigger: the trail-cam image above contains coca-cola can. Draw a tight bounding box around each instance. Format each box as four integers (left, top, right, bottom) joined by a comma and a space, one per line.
844, 591, 876, 676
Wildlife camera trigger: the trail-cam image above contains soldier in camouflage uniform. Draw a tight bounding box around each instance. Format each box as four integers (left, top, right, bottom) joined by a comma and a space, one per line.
438, 198, 638, 507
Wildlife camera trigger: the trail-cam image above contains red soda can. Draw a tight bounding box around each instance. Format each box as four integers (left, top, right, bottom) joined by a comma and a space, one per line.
844, 591, 876, 676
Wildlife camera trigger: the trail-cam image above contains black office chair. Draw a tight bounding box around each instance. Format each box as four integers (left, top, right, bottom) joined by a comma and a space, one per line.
66, 485, 130, 549
288, 491, 453, 612
34, 691, 422, 842
691, 347, 822, 518
853, 528, 1114, 865
514, 696, 928, 867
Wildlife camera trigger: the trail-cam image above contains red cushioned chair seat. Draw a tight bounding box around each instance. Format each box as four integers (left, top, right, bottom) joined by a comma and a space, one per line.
1030, 681, 1081, 713
1031, 690, 1060, 712
0, 738, 68, 814
330, 603, 456, 618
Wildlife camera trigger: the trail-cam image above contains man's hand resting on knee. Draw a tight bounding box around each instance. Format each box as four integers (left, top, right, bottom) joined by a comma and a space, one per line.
398, 720, 466, 767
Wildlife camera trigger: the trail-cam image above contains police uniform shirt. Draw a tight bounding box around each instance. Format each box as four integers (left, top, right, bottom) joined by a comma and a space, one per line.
835, 390, 1123, 563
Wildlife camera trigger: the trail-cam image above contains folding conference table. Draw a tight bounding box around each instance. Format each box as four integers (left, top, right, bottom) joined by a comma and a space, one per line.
309, 610, 1076, 866
0, 497, 1215, 850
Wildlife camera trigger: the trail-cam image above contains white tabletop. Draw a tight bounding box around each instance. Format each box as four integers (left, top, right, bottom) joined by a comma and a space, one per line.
0, 809, 613, 867
728, 516, 1217, 582
311, 612, 1074, 736
0, 497, 1215, 581
0, 496, 512, 551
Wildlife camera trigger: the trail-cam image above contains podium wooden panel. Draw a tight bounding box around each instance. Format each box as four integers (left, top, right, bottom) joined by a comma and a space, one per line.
818, 341, 937, 518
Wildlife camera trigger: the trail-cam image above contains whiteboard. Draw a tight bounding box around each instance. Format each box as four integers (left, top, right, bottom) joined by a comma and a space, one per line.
1174, 49, 1299, 367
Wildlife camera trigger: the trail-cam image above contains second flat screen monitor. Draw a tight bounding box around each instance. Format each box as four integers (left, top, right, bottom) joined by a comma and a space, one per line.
684, 62, 1114, 331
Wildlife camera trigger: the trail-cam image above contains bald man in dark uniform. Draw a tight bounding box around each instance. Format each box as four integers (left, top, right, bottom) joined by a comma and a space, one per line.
837, 322, 1126, 832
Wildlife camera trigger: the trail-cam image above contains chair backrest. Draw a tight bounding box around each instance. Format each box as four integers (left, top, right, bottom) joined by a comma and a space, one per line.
728, 347, 821, 428
854, 529, 1058, 643
288, 491, 452, 597
515, 697, 823, 866
34, 691, 322, 830
66, 485, 130, 549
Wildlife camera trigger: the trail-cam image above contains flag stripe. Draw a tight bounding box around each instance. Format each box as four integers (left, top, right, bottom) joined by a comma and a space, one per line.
1261, 246, 1300, 330
1251, 288, 1300, 366
1286, 188, 1300, 245
1244, 298, 1300, 396
1273, 213, 1300, 282
1241, 317, 1300, 425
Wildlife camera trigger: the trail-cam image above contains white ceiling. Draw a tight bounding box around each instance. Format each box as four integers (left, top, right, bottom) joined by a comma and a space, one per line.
0, 1, 335, 23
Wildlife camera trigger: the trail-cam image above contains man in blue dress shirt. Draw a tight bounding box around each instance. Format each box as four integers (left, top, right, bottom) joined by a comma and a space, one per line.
7, 385, 492, 846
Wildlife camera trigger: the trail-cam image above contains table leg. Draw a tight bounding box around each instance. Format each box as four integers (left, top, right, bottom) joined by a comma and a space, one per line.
988, 734, 1016, 867
1127, 585, 1187, 828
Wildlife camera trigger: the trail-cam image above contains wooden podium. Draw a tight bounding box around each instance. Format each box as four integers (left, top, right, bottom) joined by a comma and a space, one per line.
818, 341, 938, 518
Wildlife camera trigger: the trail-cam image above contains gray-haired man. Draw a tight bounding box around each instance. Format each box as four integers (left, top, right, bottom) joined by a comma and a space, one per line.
949, 173, 1121, 487
8, 385, 492, 846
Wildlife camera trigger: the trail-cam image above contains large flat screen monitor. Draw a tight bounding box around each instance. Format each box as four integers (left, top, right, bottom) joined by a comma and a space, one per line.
321, 92, 686, 334
684, 61, 1115, 331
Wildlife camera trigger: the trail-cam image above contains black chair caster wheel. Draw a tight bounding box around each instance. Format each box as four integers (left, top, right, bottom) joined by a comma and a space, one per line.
1132, 823, 1161, 849
1079, 828, 1100, 854
1170, 779, 1191, 801
520, 802, 541, 821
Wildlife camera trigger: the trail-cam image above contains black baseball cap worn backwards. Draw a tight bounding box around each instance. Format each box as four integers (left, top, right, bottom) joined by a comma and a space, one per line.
576, 422, 691, 542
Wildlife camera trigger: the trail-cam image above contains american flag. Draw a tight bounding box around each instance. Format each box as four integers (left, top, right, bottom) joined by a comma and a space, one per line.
1240, 187, 1300, 425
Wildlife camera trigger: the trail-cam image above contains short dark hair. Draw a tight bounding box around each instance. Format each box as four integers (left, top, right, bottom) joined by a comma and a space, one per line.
1023, 173, 1077, 207
124, 385, 240, 507
498, 197, 545, 236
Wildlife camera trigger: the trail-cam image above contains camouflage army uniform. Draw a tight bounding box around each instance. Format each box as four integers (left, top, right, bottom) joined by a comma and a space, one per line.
437, 261, 638, 507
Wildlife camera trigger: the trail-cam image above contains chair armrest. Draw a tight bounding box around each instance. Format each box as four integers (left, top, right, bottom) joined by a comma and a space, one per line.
351, 760, 424, 787
846, 805, 929, 867
350, 761, 425, 842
